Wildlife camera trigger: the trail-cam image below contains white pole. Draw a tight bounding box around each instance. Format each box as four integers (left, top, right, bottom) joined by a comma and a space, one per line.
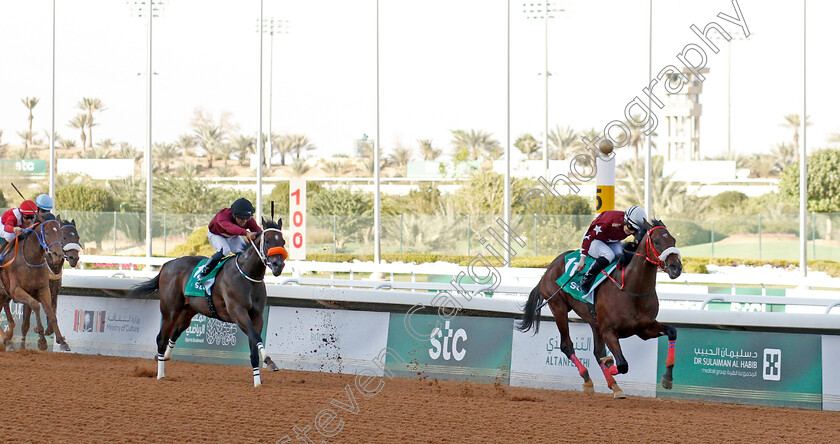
145, 0, 153, 260
543, 2, 549, 178
644, 0, 653, 217
49, 0, 56, 200
726, 39, 732, 159
800, 0, 807, 277
267, 20, 273, 170
374, 0, 381, 264
257, 0, 264, 222
504, 0, 511, 268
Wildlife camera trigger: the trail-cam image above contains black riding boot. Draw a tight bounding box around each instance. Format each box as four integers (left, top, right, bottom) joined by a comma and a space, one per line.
580, 257, 610, 294
197, 250, 225, 281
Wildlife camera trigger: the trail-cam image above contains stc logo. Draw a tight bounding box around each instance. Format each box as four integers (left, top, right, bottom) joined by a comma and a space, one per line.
428, 321, 467, 361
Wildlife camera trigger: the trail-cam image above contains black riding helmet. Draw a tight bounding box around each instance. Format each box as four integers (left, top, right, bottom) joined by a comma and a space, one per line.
231, 198, 255, 219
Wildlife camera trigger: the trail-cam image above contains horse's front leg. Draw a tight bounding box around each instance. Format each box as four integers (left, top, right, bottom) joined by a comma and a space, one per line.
638, 322, 677, 390
1, 297, 15, 351
20, 305, 31, 350
599, 328, 629, 399
231, 306, 270, 387
37, 286, 69, 351
10, 286, 45, 350
591, 325, 625, 399
251, 309, 278, 371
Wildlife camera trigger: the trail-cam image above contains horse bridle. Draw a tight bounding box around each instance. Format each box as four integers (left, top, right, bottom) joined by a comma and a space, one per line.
20, 219, 64, 269
236, 228, 287, 283
639, 226, 681, 271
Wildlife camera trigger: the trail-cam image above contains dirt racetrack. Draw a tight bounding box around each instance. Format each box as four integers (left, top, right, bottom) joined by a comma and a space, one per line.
2, 350, 838, 443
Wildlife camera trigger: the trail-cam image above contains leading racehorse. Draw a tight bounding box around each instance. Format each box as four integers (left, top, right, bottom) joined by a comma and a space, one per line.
516, 220, 682, 398
19, 218, 82, 349
128, 218, 287, 387
0, 213, 69, 352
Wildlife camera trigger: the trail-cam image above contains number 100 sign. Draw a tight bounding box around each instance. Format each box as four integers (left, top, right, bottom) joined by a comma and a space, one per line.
289, 179, 306, 260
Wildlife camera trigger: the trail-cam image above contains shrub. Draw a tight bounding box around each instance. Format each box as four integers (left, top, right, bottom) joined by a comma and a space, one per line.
56, 184, 116, 211
170, 227, 215, 257
665, 220, 724, 247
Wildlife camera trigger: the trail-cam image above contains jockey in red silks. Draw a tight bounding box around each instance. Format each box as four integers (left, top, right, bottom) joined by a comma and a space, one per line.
195, 198, 262, 281
1, 200, 39, 252
575, 205, 648, 294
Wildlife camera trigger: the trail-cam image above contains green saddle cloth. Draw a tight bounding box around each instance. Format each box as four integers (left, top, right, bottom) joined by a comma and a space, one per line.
555, 251, 621, 303
185, 256, 233, 297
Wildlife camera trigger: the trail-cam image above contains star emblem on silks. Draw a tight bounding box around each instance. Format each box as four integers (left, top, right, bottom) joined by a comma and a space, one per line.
583, 234, 591, 240
593, 225, 603, 235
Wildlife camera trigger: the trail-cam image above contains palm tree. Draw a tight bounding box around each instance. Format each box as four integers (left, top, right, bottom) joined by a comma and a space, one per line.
289, 134, 315, 159
514, 134, 539, 160
77, 97, 105, 149
617, 155, 708, 219
780, 114, 812, 163
290, 158, 310, 177
450, 129, 502, 161
418, 139, 442, 161
68, 113, 89, 150
229, 134, 255, 166
21, 97, 39, 149
153, 142, 180, 172
273, 135, 293, 166
0, 130, 7, 156
547, 125, 581, 160
194, 124, 224, 168
389, 146, 413, 176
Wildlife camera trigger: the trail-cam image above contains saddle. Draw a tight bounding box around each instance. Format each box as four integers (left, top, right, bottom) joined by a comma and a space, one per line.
555, 251, 621, 304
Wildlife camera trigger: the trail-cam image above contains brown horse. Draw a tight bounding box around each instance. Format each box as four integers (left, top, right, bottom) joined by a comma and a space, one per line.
0, 213, 69, 352
516, 220, 682, 398
20, 218, 82, 347
128, 218, 287, 387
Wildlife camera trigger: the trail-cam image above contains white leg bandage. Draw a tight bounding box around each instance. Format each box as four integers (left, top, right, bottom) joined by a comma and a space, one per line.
163, 339, 175, 360
157, 354, 166, 379
253, 368, 261, 387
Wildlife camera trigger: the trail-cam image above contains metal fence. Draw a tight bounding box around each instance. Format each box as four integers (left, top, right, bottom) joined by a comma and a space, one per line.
15, 210, 840, 262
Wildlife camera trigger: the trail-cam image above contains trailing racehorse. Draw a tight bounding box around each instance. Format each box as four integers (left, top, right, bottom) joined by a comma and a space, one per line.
0, 213, 69, 352
128, 218, 287, 387
20, 218, 82, 348
516, 220, 682, 398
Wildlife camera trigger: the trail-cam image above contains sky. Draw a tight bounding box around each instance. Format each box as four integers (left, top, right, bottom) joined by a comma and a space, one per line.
1, 0, 838, 166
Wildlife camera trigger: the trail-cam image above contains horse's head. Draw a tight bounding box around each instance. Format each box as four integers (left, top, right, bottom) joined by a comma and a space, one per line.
638, 220, 682, 279
60, 217, 82, 268
260, 218, 287, 277
35, 212, 65, 265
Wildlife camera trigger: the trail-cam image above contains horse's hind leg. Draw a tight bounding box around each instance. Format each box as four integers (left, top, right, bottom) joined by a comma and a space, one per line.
547, 299, 593, 394
155, 311, 179, 379
592, 325, 626, 399
1, 298, 14, 351
162, 310, 195, 361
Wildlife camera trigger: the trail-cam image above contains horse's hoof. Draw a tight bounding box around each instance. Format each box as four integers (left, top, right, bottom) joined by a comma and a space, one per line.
59, 343, 71, 352
19, 342, 27, 350
37, 338, 48, 351
582, 380, 595, 395
613, 390, 627, 399
265, 357, 280, 372
661, 376, 673, 390
6, 343, 14, 352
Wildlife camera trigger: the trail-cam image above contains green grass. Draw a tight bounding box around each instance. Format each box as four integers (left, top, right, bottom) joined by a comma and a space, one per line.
680, 238, 840, 262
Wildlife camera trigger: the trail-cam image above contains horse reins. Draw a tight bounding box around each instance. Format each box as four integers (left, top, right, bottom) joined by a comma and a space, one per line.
1, 220, 63, 270
603, 226, 681, 297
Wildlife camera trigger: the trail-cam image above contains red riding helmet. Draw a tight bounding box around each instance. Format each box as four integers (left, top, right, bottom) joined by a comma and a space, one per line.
19, 200, 38, 215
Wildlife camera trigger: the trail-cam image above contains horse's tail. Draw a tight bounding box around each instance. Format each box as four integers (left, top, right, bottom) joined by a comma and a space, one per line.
515, 285, 543, 334
128, 274, 160, 298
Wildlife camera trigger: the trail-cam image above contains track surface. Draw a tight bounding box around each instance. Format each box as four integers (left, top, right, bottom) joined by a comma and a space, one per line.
2, 351, 838, 443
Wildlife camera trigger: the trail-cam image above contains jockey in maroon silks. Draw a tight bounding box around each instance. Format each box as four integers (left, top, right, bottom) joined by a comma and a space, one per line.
575, 205, 648, 294
195, 198, 262, 281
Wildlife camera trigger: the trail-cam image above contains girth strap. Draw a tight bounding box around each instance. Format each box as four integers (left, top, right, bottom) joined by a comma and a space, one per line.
205, 293, 220, 320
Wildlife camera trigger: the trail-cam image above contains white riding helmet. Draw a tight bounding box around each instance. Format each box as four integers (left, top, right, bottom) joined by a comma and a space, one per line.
35, 193, 54, 211
624, 205, 647, 232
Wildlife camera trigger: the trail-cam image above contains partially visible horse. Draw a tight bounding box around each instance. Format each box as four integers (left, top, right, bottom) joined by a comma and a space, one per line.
0, 213, 69, 352
128, 218, 287, 387
516, 220, 682, 398
19, 217, 82, 348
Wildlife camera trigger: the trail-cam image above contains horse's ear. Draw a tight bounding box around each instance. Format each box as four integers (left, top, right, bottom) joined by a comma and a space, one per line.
71, 219, 75, 225
261, 217, 267, 228
277, 218, 282, 230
